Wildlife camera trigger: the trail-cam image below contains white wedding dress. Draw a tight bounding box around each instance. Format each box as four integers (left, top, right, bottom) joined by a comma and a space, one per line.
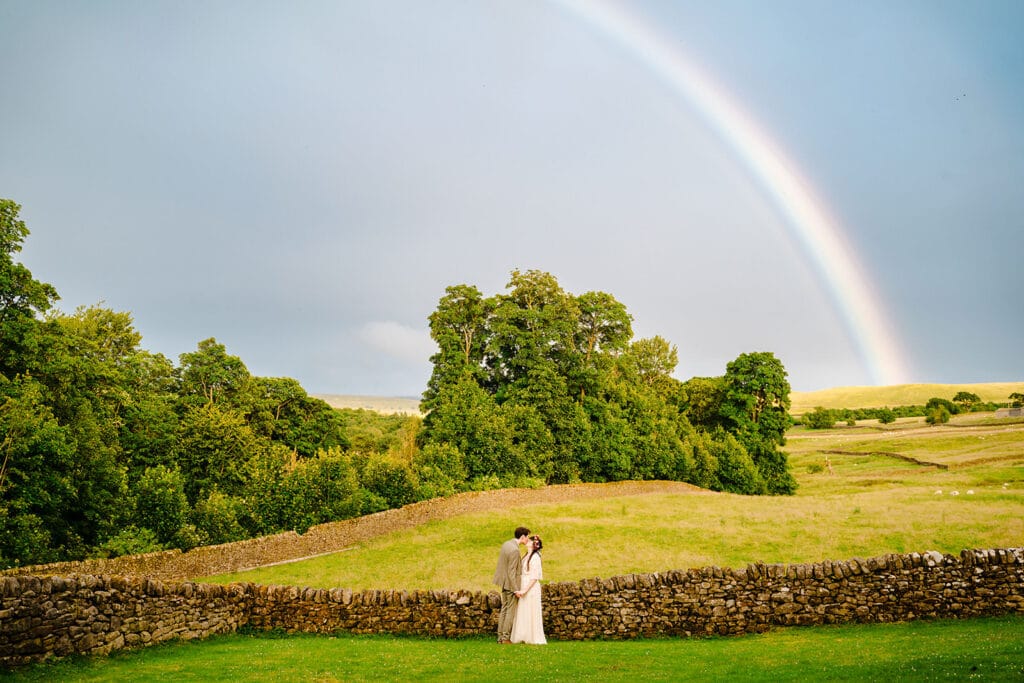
510, 553, 546, 644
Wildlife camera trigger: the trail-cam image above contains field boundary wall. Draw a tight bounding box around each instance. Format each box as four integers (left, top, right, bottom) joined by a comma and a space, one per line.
3, 547, 1022, 668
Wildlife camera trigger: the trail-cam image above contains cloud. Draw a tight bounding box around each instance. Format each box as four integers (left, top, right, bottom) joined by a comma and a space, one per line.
358, 321, 437, 367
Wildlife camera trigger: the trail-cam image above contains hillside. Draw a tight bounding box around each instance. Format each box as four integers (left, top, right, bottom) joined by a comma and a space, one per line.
789, 381, 1024, 414
313, 394, 422, 415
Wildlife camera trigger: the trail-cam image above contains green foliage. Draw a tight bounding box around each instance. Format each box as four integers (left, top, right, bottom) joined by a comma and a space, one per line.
803, 406, 837, 429
877, 407, 897, 424
926, 405, 951, 425
190, 489, 246, 546
133, 465, 189, 546
362, 453, 420, 509
419, 271, 795, 496
1, 209, 800, 567
1010, 392, 1024, 408
94, 525, 163, 558
952, 391, 981, 411
721, 352, 796, 494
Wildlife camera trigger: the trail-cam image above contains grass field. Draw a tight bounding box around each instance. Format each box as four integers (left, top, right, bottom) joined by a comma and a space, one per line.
789, 381, 1024, 414
6, 616, 1024, 682
201, 413, 1024, 594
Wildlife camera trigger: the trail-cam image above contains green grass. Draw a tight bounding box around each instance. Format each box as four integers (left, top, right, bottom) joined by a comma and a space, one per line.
200, 483, 1024, 593
201, 417, 1023, 593
790, 381, 1024, 414
6, 616, 1023, 682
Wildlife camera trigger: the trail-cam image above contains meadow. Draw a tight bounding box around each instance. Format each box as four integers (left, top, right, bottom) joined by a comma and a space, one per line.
5, 409, 1023, 681
199, 412, 1024, 593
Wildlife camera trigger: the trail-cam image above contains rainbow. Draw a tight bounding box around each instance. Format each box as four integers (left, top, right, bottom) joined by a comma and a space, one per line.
557, 0, 910, 385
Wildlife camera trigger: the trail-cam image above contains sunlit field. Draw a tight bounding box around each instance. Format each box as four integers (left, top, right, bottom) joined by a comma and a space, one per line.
789, 382, 1024, 414
201, 414, 1024, 594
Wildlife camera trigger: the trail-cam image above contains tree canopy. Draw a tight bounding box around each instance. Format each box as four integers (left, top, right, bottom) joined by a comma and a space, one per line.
420, 270, 795, 494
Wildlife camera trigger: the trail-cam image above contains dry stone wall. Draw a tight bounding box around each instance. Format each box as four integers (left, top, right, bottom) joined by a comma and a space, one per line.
3, 548, 1022, 668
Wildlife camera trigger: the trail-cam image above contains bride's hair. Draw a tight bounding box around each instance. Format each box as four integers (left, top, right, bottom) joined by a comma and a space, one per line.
526, 535, 543, 570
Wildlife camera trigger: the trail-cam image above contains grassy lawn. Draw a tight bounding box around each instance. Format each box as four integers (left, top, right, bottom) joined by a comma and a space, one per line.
5, 616, 1023, 682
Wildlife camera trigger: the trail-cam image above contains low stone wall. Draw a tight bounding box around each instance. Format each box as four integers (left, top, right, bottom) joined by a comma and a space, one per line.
3, 548, 1022, 668
0, 574, 247, 667
1, 481, 703, 581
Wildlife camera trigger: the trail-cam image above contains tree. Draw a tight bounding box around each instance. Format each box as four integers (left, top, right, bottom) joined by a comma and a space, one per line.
926, 397, 959, 416
720, 352, 796, 494
423, 284, 491, 412
572, 291, 632, 399
177, 338, 254, 409
1009, 392, 1024, 408
249, 377, 348, 457
174, 404, 262, 503
621, 336, 678, 389
0, 199, 58, 325
485, 269, 579, 391
678, 377, 727, 431
877, 407, 897, 425
952, 391, 981, 412
133, 465, 189, 546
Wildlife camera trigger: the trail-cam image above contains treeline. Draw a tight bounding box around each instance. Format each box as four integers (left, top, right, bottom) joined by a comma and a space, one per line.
1, 200, 428, 568
1, 201, 798, 568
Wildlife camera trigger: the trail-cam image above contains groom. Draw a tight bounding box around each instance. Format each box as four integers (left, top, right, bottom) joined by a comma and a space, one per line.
493, 526, 530, 643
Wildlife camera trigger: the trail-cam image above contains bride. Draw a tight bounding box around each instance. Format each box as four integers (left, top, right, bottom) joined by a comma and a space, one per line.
510, 535, 546, 644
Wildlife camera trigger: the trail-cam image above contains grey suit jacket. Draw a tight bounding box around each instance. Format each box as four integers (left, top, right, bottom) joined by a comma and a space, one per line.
493, 538, 522, 591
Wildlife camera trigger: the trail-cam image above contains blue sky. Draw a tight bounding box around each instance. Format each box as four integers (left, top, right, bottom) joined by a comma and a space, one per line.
1, 1, 1021, 396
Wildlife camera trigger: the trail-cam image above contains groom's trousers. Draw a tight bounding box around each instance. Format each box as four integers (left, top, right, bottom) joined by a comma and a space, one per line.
497, 589, 517, 642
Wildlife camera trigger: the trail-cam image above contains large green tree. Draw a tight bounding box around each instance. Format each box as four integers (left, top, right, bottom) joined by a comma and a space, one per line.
720, 352, 796, 494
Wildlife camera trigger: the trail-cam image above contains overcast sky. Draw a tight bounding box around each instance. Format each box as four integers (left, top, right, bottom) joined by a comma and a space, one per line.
2, 1, 1021, 397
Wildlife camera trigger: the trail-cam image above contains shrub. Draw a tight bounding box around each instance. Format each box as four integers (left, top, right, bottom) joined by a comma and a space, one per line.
926, 405, 951, 425
877, 407, 896, 424
96, 526, 163, 558
133, 465, 189, 546
804, 407, 837, 430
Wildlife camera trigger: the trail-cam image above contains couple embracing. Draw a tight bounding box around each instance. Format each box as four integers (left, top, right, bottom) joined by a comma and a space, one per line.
493, 526, 546, 645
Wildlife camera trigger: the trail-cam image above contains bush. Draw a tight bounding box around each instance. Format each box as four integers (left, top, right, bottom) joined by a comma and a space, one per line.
804, 407, 837, 430
95, 526, 163, 558
133, 465, 189, 546
877, 407, 896, 425
362, 454, 420, 508
191, 490, 246, 545
926, 405, 951, 425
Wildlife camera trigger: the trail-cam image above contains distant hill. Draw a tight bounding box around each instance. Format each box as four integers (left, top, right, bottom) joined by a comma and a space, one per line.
790, 382, 1024, 414
314, 383, 1024, 418
313, 394, 422, 416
